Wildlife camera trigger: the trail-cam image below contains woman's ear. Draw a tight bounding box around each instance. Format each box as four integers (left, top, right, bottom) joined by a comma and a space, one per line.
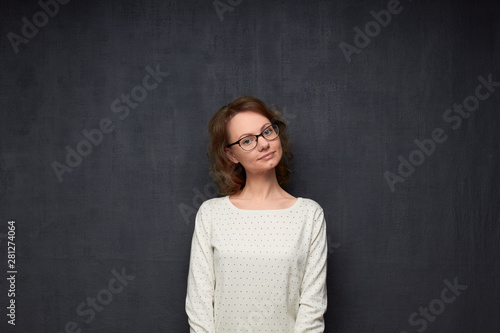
224, 147, 239, 164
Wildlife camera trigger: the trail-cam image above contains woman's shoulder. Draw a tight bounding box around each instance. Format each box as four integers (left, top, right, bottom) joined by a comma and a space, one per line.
298, 197, 324, 211
297, 197, 326, 225
199, 195, 227, 209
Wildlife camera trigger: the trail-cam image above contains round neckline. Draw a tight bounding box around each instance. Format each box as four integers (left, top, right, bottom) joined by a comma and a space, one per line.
225, 195, 301, 212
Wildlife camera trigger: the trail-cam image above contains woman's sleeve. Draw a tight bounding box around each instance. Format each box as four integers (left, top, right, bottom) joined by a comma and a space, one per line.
185, 201, 216, 333
294, 207, 328, 333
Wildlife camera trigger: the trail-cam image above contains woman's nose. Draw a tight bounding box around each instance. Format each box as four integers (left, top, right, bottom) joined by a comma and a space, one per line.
256, 136, 270, 151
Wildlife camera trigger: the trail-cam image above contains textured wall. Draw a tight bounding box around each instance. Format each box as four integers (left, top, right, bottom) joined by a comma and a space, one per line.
1, 0, 499, 332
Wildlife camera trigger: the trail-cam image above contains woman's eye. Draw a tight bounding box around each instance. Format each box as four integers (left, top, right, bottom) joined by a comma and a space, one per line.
264, 129, 272, 135
242, 139, 252, 146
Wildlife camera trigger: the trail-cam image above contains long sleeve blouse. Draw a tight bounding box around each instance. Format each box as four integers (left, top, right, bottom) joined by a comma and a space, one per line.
185, 195, 328, 332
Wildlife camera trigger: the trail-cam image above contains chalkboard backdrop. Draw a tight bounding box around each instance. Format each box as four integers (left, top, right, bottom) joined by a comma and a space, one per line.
1, 0, 499, 332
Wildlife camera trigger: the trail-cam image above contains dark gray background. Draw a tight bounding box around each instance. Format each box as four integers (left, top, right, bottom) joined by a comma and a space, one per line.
1, 0, 499, 332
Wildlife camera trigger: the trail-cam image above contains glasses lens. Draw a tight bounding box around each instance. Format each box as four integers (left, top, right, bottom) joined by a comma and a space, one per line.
239, 136, 257, 151
263, 124, 279, 140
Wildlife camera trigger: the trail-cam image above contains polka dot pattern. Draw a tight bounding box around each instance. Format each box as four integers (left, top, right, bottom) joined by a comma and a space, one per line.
186, 195, 328, 333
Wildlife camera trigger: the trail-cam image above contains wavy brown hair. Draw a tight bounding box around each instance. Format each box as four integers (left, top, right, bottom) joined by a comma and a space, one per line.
207, 96, 293, 196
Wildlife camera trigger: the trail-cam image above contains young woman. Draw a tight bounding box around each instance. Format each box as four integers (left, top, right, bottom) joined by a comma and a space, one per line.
185, 96, 328, 332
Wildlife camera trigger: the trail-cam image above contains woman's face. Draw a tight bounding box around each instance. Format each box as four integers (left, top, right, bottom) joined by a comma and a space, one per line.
224, 111, 282, 175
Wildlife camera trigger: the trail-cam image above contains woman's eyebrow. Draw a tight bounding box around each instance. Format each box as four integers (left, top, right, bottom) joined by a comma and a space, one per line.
238, 122, 272, 139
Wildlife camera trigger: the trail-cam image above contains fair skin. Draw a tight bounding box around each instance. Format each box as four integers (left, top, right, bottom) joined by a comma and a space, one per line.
224, 111, 297, 210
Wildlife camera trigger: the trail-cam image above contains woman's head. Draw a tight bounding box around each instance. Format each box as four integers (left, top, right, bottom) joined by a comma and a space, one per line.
207, 96, 293, 196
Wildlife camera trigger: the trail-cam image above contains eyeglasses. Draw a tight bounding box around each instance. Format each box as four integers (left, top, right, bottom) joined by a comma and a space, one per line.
226, 124, 280, 151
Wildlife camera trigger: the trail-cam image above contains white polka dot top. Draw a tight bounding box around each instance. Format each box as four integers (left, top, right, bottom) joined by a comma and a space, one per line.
185, 195, 328, 332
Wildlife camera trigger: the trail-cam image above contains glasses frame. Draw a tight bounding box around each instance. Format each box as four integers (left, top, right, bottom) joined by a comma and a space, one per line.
226, 123, 280, 151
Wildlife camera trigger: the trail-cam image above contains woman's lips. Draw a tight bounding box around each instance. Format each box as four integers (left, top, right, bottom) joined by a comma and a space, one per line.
259, 152, 274, 160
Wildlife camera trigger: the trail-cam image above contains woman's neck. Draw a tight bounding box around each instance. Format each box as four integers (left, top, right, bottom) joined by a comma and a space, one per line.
233, 169, 286, 202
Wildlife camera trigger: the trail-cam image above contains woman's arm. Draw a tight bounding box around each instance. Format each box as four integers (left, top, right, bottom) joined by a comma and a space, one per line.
294, 207, 328, 333
185, 201, 216, 333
